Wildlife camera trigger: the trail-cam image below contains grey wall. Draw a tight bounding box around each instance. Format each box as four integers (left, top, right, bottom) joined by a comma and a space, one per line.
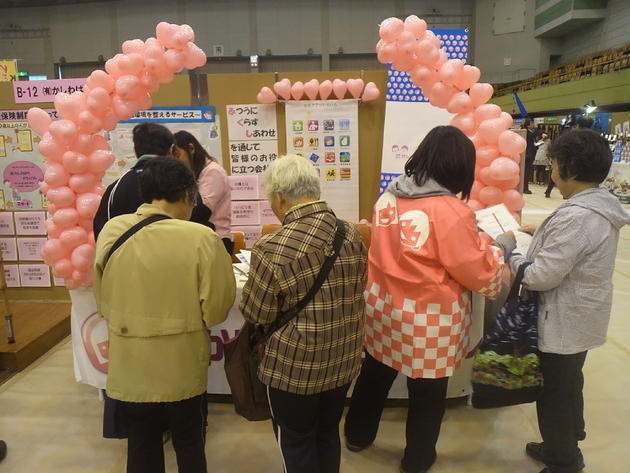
0, 0, 473, 77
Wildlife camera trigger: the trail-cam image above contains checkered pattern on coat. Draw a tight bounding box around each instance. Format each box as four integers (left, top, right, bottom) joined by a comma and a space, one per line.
240, 201, 368, 395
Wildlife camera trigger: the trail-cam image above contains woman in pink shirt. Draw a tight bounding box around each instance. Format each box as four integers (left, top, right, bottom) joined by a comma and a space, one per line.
174, 131, 233, 254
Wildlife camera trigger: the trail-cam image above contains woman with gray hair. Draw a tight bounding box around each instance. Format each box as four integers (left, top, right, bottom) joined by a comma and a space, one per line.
240, 154, 368, 473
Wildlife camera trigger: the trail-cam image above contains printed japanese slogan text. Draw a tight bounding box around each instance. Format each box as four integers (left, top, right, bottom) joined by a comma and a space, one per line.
13, 78, 87, 104
226, 104, 278, 175
285, 100, 359, 221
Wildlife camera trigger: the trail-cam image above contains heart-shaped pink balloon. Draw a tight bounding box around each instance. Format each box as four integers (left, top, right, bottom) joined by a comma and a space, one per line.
446, 92, 473, 114
49, 119, 78, 146
54, 92, 86, 122
303, 79, 320, 100
428, 82, 456, 109
290, 81, 304, 100
361, 82, 380, 102
27, 107, 52, 135
332, 79, 347, 99
469, 83, 494, 107
182, 42, 207, 69
257, 86, 277, 104
347, 78, 365, 99
122, 39, 146, 55
478, 117, 510, 144
454, 65, 481, 91
438, 59, 464, 86
450, 112, 477, 136
319, 80, 333, 99
39, 132, 66, 161
118, 53, 144, 75
164, 49, 186, 73
86, 70, 115, 93
273, 79, 292, 100
474, 104, 502, 123
156, 22, 178, 48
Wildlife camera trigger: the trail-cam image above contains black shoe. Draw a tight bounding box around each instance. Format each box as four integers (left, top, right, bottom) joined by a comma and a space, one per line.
345, 439, 370, 452
399, 462, 426, 473
0, 440, 6, 462
524, 190, 533, 194
545, 194, 551, 198
527, 442, 585, 472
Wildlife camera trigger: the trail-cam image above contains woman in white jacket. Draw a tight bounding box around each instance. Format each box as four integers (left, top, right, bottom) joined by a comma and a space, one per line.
508, 130, 630, 473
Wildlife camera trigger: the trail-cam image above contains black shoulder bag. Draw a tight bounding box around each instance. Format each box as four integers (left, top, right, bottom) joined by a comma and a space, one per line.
224, 219, 346, 421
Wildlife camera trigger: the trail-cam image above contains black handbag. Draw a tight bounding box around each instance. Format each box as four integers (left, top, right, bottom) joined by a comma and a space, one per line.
471, 262, 543, 409
224, 219, 346, 421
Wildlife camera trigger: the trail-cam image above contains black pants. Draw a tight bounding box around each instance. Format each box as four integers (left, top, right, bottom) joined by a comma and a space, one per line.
267, 383, 351, 473
537, 351, 588, 472
545, 180, 555, 196
345, 352, 449, 473
123, 394, 208, 473
524, 155, 535, 192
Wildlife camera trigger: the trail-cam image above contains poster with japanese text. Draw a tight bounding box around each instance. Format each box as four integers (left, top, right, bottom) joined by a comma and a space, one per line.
103, 106, 222, 186
285, 100, 359, 221
226, 104, 278, 175
18, 263, 51, 287
0, 115, 47, 211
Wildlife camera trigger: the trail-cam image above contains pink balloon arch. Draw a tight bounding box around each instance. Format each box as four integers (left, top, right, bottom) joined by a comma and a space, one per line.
27, 22, 207, 290
256, 78, 381, 103
375, 15, 526, 219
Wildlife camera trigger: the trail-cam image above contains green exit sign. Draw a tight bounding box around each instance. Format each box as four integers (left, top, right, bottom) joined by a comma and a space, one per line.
16, 71, 28, 77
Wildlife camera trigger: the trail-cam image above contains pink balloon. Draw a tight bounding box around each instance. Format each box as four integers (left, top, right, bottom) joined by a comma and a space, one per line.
303, 79, 320, 100
62, 151, 89, 174
100, 109, 118, 132
447, 92, 473, 114
469, 83, 494, 107
410, 65, 437, 86
79, 218, 94, 231
504, 189, 525, 211
105, 55, 124, 79
75, 193, 101, 219
92, 183, 107, 196
347, 78, 365, 99
499, 112, 514, 129
46, 185, 75, 208
319, 80, 333, 100
361, 82, 380, 102
438, 59, 464, 86
137, 93, 152, 111
115, 75, 144, 101
379, 17, 404, 42
450, 112, 476, 136
59, 226, 88, 248
140, 70, 160, 94
45, 219, 62, 239
415, 40, 439, 65
86, 87, 111, 114
478, 118, 510, 144
122, 39, 146, 55
471, 180, 483, 200
53, 258, 74, 278
290, 81, 304, 100
182, 42, 207, 69
64, 277, 81, 290
44, 163, 70, 187
118, 53, 144, 75
474, 104, 502, 123
391, 52, 417, 72
113, 96, 139, 120
396, 31, 417, 54
156, 22, 178, 47
436, 50, 449, 68
507, 152, 522, 164
69, 173, 96, 194
164, 49, 185, 72
39, 132, 66, 162
53, 208, 80, 228
332, 79, 347, 99
144, 37, 162, 49
425, 30, 441, 49
88, 232, 96, 246
428, 82, 456, 109
71, 244, 95, 272
48, 203, 58, 214
479, 167, 501, 187
496, 174, 521, 190
27, 107, 52, 135
49, 119, 78, 146
42, 238, 67, 263
273, 79, 292, 100
454, 65, 481, 91
377, 42, 398, 64
489, 157, 520, 181
86, 70, 115, 93
39, 181, 50, 194
144, 45, 166, 71
478, 186, 503, 206
404, 15, 427, 38
77, 110, 102, 134
498, 130, 527, 156
54, 92, 86, 122
476, 145, 500, 167
467, 199, 484, 211
257, 86, 277, 104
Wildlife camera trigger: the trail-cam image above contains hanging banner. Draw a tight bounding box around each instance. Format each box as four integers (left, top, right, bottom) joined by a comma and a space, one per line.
226, 103, 279, 176
285, 100, 359, 221
0, 60, 17, 82
379, 29, 469, 194
12, 78, 86, 104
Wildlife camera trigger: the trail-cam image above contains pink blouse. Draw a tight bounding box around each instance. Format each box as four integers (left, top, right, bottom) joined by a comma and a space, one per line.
198, 160, 231, 239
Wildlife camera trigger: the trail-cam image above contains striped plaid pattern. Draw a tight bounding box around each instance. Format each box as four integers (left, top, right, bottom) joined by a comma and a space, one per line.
240, 201, 367, 395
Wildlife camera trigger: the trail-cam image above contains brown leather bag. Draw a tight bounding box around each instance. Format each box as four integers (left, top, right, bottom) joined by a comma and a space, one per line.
223, 219, 345, 421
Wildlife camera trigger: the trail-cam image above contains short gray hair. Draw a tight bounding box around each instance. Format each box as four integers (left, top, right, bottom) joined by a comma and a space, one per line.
264, 154, 321, 202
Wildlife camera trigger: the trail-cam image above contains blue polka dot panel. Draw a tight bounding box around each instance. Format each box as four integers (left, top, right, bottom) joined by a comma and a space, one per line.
379, 172, 401, 195
386, 28, 469, 103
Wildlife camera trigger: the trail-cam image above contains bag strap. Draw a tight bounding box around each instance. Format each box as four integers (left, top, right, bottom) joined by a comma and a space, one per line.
104, 214, 171, 268
505, 262, 533, 313
259, 218, 346, 344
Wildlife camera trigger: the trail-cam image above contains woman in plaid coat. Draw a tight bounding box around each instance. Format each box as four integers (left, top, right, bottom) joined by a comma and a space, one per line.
344, 126, 515, 473
240, 154, 368, 473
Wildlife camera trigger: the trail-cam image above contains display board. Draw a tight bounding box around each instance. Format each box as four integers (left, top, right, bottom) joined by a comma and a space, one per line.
104, 106, 222, 186
379, 29, 469, 195
285, 100, 360, 221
